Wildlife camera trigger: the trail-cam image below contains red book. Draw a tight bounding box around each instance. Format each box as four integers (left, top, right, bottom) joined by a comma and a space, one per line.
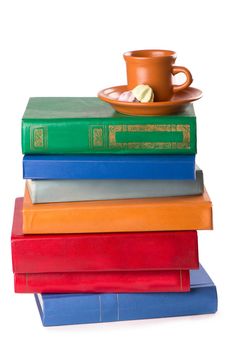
14, 270, 190, 293
12, 198, 199, 273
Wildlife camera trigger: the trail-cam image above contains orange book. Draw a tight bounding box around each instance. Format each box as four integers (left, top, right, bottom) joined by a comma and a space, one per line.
23, 185, 213, 234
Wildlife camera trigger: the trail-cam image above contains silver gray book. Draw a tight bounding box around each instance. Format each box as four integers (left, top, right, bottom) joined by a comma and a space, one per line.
27, 167, 204, 204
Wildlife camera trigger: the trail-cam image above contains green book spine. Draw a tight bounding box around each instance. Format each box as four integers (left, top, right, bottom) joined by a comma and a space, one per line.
22, 97, 197, 154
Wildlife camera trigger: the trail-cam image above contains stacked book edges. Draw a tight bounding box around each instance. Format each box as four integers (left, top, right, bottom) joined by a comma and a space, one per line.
14, 97, 217, 326
12, 198, 198, 293
35, 266, 217, 327
22, 186, 212, 234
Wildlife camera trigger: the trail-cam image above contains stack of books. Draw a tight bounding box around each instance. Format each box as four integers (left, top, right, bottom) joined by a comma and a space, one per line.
11, 97, 217, 326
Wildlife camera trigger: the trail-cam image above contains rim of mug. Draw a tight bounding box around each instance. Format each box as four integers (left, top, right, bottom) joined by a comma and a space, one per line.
124, 49, 177, 60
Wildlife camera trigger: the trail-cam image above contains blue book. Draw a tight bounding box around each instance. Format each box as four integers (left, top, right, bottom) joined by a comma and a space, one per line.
35, 265, 217, 327
23, 154, 195, 180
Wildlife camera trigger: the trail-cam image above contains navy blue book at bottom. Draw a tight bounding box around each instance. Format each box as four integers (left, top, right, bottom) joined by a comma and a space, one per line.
35, 265, 217, 327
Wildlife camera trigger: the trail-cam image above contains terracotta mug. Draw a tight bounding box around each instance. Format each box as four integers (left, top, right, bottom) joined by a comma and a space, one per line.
123, 50, 193, 102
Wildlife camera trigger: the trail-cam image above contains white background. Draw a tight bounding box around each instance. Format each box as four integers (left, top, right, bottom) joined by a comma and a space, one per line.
0, 0, 233, 349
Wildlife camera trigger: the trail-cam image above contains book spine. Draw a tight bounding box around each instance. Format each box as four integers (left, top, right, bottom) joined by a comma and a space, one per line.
27, 173, 204, 204
14, 270, 190, 293
22, 117, 196, 154
23, 155, 196, 180
12, 230, 199, 273
37, 286, 218, 326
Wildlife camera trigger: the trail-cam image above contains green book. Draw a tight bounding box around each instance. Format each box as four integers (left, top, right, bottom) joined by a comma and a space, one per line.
22, 97, 197, 154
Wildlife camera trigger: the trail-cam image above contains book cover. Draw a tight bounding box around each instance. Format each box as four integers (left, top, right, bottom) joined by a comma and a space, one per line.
26, 167, 203, 203
35, 265, 218, 326
23, 154, 196, 180
22, 97, 196, 154
14, 270, 190, 293
12, 199, 199, 273
22, 186, 213, 234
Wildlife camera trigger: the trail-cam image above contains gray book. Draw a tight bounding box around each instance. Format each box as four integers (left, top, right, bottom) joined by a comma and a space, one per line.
27, 167, 204, 204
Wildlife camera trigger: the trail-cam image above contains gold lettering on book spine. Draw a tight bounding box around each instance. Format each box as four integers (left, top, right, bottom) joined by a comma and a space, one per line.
108, 124, 190, 149
34, 129, 44, 148
89, 124, 190, 150
93, 128, 103, 147
30, 126, 48, 150
89, 126, 106, 149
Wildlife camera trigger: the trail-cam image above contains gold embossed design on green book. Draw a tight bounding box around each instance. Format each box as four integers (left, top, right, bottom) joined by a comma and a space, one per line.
22, 97, 196, 154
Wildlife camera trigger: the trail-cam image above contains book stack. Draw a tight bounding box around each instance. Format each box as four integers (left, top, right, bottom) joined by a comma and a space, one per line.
11, 97, 217, 327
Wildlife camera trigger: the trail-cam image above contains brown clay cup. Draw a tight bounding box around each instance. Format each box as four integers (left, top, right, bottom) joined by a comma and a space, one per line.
124, 50, 193, 102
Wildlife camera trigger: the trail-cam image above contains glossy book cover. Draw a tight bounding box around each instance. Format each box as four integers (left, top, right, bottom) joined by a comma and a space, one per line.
23, 154, 196, 180
14, 270, 190, 293
21, 97, 196, 154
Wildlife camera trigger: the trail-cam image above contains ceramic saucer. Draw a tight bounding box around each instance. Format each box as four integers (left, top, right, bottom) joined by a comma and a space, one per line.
98, 85, 202, 116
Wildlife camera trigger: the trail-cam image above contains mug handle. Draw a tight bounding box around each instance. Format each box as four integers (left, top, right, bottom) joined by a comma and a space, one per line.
172, 66, 193, 93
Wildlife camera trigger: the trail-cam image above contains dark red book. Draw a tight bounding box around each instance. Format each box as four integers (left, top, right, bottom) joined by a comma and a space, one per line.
14, 270, 190, 293
12, 198, 199, 273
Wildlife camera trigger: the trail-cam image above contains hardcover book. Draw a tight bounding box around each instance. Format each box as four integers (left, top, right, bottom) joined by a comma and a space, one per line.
23, 154, 196, 180
35, 265, 218, 327
22, 97, 196, 154
27, 167, 203, 203
12, 199, 199, 273
14, 270, 190, 293
22, 186, 213, 234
